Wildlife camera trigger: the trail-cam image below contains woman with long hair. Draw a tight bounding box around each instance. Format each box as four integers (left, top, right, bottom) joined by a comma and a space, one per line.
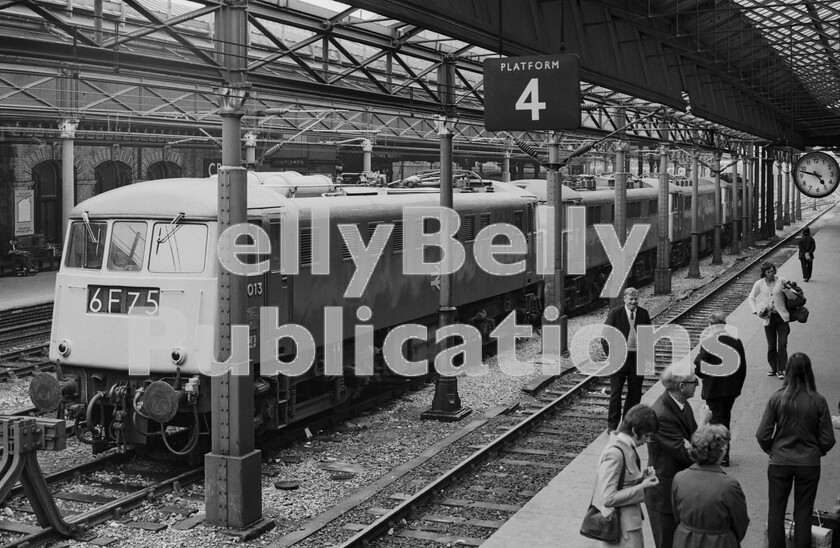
756, 352, 836, 548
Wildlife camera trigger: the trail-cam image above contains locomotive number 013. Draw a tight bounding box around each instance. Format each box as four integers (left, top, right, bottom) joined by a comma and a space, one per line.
87, 285, 160, 315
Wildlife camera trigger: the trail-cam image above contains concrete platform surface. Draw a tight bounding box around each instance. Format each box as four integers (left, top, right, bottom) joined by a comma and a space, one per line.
482, 206, 840, 548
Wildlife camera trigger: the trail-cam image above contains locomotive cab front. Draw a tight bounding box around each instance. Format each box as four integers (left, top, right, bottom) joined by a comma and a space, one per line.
34, 180, 223, 453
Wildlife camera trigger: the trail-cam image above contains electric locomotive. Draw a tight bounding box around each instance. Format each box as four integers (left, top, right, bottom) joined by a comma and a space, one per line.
30, 172, 543, 454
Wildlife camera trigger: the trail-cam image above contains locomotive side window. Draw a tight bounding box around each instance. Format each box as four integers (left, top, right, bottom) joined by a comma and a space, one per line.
65, 221, 106, 269
586, 206, 601, 225
148, 223, 208, 273
648, 199, 658, 215
107, 222, 147, 272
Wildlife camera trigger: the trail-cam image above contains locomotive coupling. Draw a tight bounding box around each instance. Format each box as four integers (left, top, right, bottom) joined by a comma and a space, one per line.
134, 380, 181, 423
29, 372, 78, 412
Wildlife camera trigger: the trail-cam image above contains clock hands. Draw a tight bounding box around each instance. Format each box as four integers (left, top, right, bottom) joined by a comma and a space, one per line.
799, 170, 825, 183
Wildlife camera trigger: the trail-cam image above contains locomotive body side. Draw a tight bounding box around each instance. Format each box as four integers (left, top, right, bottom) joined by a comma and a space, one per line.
37, 175, 544, 452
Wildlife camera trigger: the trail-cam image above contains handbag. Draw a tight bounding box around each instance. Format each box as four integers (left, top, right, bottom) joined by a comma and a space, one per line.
580, 447, 626, 543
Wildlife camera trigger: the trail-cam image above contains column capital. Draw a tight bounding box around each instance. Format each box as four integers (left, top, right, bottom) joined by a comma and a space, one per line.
59, 119, 78, 139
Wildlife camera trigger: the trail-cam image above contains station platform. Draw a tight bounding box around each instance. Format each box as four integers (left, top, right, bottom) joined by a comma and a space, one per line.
482, 207, 840, 548
0, 270, 57, 312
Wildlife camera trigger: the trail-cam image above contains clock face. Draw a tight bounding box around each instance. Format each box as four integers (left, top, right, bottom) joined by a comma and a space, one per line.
793, 152, 840, 198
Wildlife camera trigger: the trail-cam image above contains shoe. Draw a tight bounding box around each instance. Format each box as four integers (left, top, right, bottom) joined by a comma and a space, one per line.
804, 279, 810, 282
767, 370, 777, 376
778, 372, 785, 379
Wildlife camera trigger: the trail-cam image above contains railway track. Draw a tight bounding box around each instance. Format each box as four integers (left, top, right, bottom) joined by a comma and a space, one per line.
0, 304, 52, 351
0, 446, 203, 548
273, 205, 836, 548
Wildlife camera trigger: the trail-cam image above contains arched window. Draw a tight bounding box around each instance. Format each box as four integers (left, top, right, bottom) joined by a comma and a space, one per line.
32, 161, 64, 244
95, 160, 133, 194
147, 161, 182, 180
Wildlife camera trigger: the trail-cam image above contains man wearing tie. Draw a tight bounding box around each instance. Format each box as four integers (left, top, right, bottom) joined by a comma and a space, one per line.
645, 364, 711, 548
604, 287, 652, 432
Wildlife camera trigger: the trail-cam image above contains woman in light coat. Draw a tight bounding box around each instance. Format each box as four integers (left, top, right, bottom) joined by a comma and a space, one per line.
748, 261, 790, 378
672, 424, 749, 547
593, 404, 660, 547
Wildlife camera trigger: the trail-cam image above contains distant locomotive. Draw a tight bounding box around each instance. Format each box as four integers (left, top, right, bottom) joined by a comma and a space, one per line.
516, 174, 738, 309
30, 171, 741, 454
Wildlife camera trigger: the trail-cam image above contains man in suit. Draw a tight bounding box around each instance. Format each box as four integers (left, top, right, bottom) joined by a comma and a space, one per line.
693, 310, 747, 466
604, 287, 651, 432
645, 364, 710, 548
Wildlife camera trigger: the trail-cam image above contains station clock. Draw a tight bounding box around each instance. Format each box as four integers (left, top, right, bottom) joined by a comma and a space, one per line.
792, 151, 840, 198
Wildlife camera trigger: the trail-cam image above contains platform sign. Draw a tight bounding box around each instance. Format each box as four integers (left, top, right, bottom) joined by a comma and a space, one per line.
483, 54, 581, 131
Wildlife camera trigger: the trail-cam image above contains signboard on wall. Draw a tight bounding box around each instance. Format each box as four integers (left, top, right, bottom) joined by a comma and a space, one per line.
14, 190, 34, 236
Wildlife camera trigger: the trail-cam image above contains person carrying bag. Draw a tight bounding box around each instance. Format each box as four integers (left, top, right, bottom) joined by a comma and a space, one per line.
581, 404, 660, 546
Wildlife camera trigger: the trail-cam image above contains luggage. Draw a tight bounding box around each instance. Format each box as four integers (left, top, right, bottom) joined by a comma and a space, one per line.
783, 281, 807, 310
765, 515, 833, 548
813, 510, 840, 548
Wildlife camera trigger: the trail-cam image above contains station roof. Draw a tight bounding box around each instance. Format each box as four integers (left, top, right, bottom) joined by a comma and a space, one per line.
1, 0, 838, 154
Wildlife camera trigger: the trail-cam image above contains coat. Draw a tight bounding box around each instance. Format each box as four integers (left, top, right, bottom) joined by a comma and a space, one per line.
693, 330, 747, 401
672, 464, 749, 547
756, 388, 836, 466
645, 391, 697, 515
798, 234, 816, 260
594, 433, 647, 546
603, 305, 652, 370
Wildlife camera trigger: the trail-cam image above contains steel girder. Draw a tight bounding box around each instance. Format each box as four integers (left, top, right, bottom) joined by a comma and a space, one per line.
0, 0, 763, 158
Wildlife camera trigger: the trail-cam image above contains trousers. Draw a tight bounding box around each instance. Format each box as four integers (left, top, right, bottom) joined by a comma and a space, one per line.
766, 464, 820, 548
608, 352, 643, 431
764, 315, 790, 373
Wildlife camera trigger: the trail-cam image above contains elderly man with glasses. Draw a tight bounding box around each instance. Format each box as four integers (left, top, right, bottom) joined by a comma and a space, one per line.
645, 364, 711, 548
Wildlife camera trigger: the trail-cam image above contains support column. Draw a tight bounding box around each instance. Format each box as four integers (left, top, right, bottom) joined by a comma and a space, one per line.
654, 146, 671, 294
765, 154, 775, 237
609, 140, 628, 309
775, 153, 784, 231
545, 133, 567, 355
502, 148, 511, 183
745, 149, 756, 248
59, 119, 78, 237
712, 151, 722, 264
783, 153, 791, 225
688, 150, 701, 278
205, 0, 262, 530
730, 157, 740, 255
740, 155, 748, 246
795, 170, 802, 220
244, 131, 257, 171
423, 56, 470, 422
361, 139, 372, 173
